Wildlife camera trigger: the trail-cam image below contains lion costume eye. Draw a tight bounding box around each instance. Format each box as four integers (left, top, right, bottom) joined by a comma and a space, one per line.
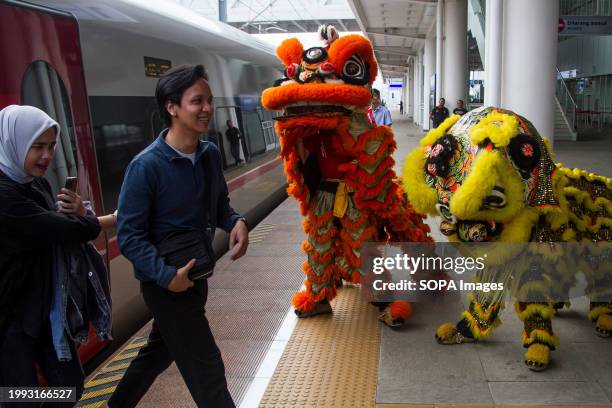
303, 47, 327, 64
483, 185, 507, 209
341, 55, 368, 85
435, 203, 457, 224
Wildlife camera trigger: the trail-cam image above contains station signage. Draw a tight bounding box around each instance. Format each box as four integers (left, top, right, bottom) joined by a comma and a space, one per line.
558, 69, 577, 79
558, 16, 612, 35
144, 57, 172, 78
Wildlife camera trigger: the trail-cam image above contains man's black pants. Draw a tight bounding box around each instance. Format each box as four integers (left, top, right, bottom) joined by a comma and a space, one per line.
108, 280, 234, 408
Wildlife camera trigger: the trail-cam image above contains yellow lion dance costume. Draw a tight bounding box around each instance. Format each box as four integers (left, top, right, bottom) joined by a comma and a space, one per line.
404, 106, 611, 370
262, 26, 432, 325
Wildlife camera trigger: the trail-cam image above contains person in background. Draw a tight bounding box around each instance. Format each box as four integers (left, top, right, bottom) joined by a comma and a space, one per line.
225, 119, 242, 166
399, 100, 403, 115
453, 99, 468, 116
109, 64, 248, 408
370, 88, 392, 127
0, 105, 104, 405
429, 97, 450, 128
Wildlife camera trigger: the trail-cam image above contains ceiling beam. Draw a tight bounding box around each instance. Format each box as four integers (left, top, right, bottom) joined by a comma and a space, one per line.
366, 28, 426, 40
375, 46, 417, 57
379, 65, 410, 73
382, 0, 437, 4
345, 0, 368, 33
376, 54, 411, 64
291, 19, 308, 32
380, 63, 410, 69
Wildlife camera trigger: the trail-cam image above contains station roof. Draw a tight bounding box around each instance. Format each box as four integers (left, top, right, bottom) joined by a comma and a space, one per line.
346, 0, 437, 80
173, 0, 360, 34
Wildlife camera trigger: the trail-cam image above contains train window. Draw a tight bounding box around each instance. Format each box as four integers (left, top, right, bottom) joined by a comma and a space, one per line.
90, 96, 158, 214
21, 61, 78, 197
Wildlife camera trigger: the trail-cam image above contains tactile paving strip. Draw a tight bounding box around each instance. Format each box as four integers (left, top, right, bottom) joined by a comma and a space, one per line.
259, 287, 380, 408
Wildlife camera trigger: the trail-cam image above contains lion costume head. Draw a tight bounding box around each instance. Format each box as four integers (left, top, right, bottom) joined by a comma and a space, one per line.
404, 106, 611, 244
261, 25, 377, 118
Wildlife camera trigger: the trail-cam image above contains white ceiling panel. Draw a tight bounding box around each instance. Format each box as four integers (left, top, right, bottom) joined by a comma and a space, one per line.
347, 0, 437, 80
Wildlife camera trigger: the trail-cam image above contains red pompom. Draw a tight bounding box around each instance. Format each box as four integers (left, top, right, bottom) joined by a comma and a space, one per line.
389, 301, 413, 320
292, 291, 316, 312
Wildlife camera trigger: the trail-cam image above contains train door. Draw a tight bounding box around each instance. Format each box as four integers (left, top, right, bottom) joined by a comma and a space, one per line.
0, 1, 108, 362
256, 106, 280, 152
241, 108, 268, 156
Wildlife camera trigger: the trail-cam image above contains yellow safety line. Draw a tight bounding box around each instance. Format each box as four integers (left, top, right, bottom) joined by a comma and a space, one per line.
99, 362, 130, 374
80, 385, 117, 401
110, 350, 139, 362
123, 339, 147, 351
78, 338, 148, 405
84, 373, 124, 388
79, 401, 107, 408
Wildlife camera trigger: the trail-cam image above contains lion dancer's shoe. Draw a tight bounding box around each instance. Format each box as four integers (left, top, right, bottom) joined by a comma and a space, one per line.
516, 303, 559, 371
589, 302, 612, 338
375, 301, 413, 327
292, 279, 334, 318
435, 297, 502, 344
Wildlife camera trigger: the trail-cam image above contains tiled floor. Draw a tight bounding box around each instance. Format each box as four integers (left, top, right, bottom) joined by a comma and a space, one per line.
137, 199, 305, 407
377, 113, 612, 406
115, 111, 610, 408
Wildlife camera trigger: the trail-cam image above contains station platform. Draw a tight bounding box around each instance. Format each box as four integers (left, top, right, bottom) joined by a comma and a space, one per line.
81, 112, 611, 407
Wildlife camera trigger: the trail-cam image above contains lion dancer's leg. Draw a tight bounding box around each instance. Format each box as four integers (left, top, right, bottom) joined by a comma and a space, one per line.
581, 244, 612, 338
590, 302, 612, 338
436, 259, 512, 343
335, 195, 373, 285
436, 292, 503, 345
584, 241, 612, 338
292, 190, 338, 317
516, 302, 558, 371
336, 195, 413, 326
509, 254, 561, 371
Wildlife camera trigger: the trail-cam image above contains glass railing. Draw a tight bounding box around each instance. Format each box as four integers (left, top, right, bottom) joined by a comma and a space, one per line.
556, 67, 577, 133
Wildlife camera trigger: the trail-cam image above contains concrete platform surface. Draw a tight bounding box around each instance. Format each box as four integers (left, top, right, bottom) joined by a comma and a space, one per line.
378, 112, 612, 406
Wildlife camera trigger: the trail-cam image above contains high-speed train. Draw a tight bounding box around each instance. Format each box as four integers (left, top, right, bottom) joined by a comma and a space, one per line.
0, 0, 284, 363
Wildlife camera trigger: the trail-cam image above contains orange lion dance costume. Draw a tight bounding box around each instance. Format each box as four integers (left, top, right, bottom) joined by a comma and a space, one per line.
261, 26, 432, 325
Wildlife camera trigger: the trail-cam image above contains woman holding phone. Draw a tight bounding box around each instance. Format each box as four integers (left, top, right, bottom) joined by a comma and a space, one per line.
0, 105, 106, 404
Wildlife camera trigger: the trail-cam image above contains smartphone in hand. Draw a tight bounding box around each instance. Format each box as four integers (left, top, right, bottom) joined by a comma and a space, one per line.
64, 176, 78, 192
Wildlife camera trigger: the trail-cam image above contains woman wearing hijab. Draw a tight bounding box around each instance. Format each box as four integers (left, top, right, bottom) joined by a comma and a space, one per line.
0, 105, 102, 404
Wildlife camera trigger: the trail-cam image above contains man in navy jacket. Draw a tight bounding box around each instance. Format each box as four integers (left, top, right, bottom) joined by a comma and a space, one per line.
109, 64, 248, 408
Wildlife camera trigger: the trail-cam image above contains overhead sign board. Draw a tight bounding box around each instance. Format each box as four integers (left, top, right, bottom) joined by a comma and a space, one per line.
559, 16, 612, 35
144, 57, 171, 78
558, 69, 577, 79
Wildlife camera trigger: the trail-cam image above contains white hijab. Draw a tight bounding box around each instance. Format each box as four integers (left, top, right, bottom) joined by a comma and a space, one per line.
0, 105, 60, 184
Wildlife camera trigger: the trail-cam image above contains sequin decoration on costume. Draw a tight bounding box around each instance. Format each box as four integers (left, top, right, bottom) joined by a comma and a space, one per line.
403, 105, 612, 371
